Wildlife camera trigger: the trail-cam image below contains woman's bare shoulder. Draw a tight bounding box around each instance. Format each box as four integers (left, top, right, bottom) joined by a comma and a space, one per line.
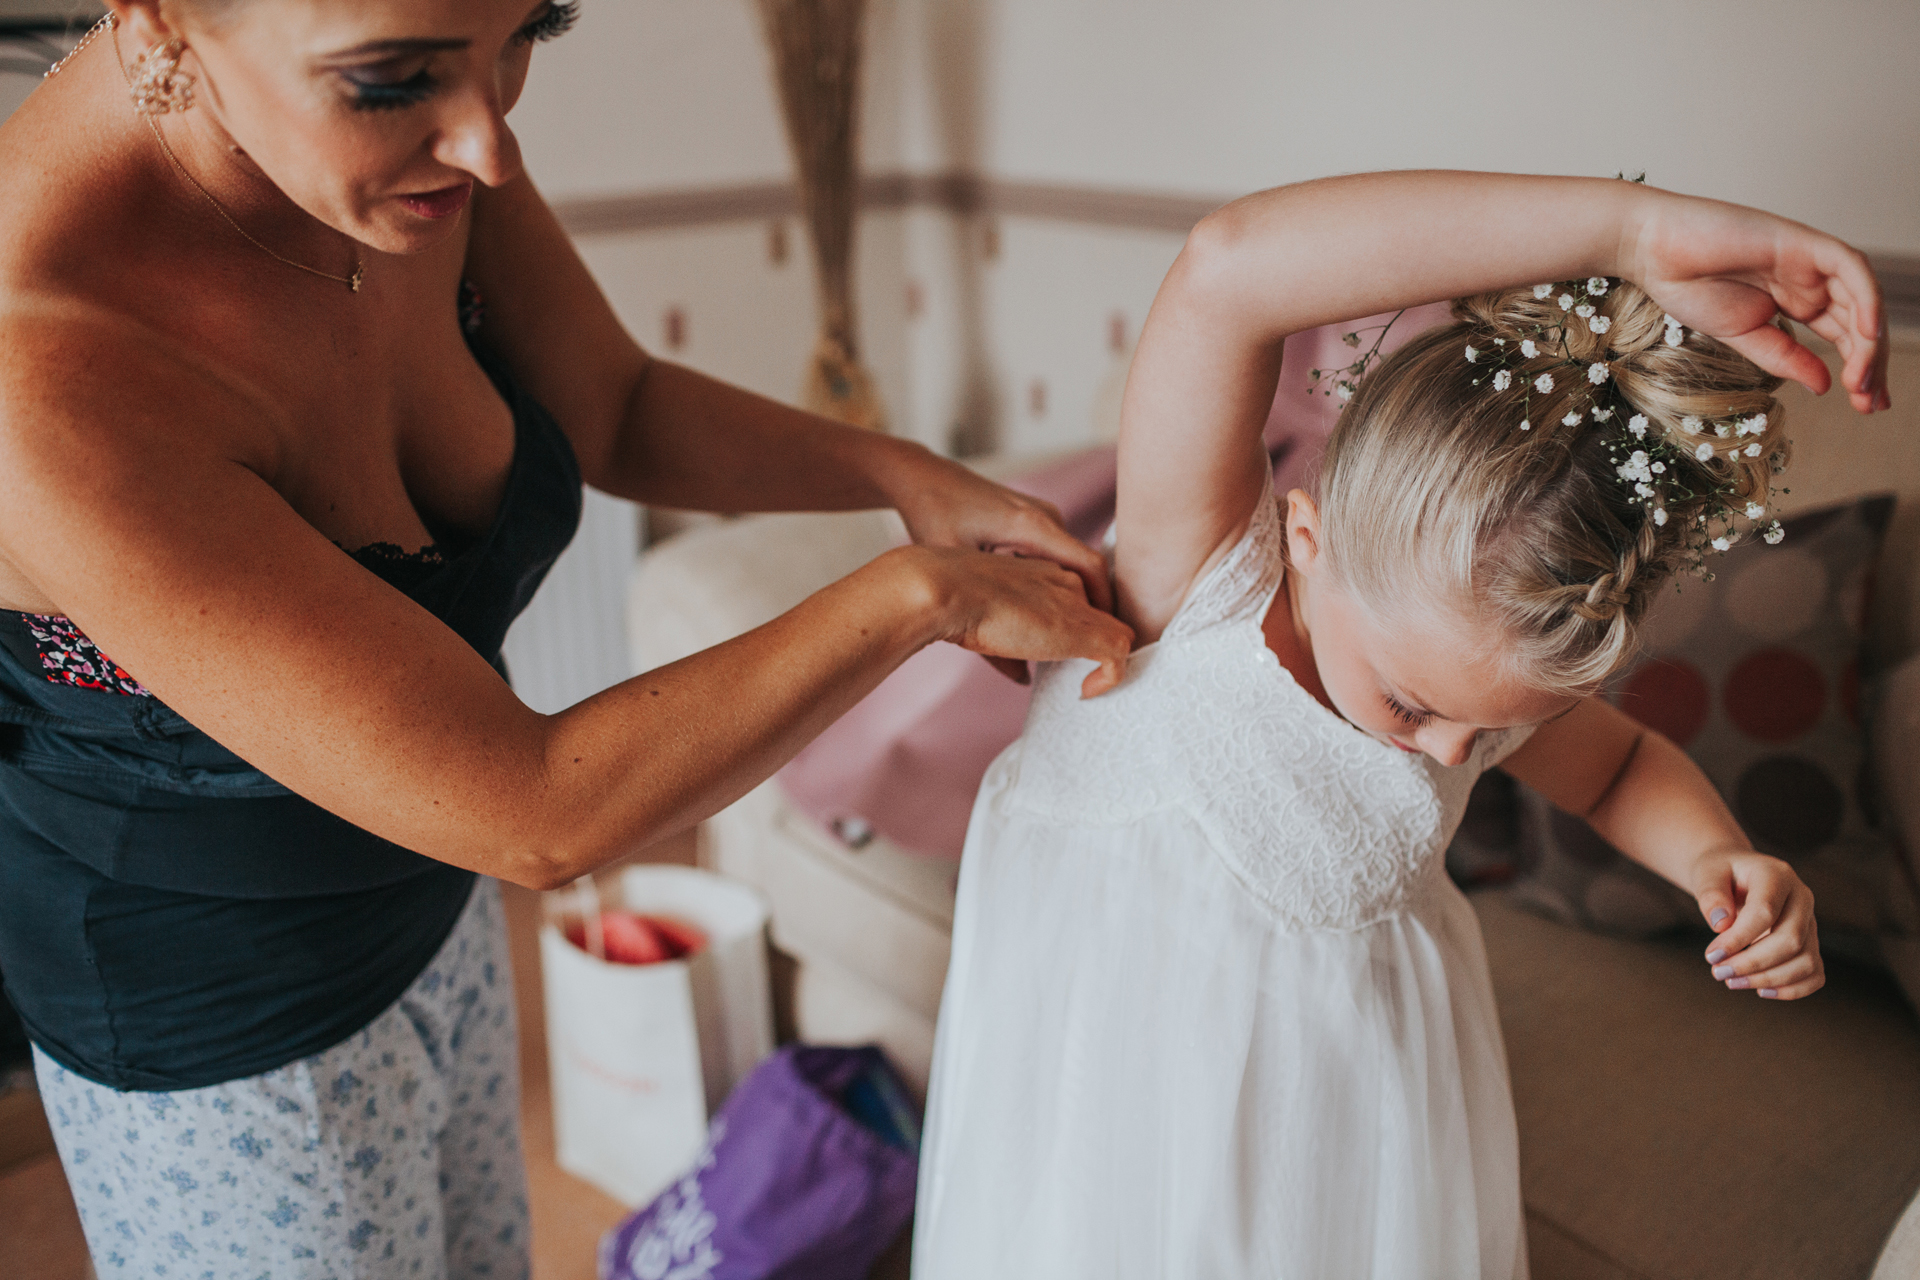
0, 293, 283, 450
0, 293, 285, 600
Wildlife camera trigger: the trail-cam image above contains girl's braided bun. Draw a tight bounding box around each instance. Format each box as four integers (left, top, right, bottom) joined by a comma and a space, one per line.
1316, 278, 1788, 694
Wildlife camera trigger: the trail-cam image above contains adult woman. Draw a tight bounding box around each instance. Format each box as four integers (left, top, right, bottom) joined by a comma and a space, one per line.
0, 1, 1132, 1273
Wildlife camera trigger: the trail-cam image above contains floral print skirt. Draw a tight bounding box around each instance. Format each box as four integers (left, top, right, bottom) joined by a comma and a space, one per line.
34, 878, 531, 1279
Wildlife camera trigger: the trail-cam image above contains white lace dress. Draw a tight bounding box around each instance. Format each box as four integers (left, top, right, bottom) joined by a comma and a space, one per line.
912, 486, 1531, 1279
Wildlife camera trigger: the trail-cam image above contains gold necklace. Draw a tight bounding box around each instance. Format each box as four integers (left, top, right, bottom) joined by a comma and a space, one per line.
99, 18, 364, 294
42, 13, 114, 79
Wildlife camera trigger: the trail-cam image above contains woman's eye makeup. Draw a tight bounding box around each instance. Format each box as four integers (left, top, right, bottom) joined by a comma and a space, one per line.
343, 67, 437, 112
1384, 695, 1433, 728
339, 3, 578, 111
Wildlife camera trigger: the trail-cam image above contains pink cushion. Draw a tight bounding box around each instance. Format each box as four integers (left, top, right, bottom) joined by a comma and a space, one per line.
776, 448, 1115, 859
778, 309, 1450, 859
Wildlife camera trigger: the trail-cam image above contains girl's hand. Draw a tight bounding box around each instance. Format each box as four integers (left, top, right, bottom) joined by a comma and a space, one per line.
1691, 848, 1825, 1000
895, 544, 1133, 698
1626, 190, 1889, 414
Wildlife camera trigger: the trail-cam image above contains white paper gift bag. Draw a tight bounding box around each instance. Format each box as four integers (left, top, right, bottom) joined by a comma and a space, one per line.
541, 865, 774, 1206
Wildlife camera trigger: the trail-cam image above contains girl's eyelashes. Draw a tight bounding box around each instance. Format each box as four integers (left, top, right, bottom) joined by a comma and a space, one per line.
1384, 695, 1433, 728
514, 1, 580, 45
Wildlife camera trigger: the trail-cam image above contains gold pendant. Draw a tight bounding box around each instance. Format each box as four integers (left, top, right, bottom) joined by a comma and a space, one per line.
349, 264, 363, 294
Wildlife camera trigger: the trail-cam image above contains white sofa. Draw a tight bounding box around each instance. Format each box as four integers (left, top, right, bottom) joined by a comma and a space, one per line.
626, 347, 1920, 1279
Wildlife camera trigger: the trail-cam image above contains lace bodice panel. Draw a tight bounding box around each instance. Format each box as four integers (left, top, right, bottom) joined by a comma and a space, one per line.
997, 482, 1526, 931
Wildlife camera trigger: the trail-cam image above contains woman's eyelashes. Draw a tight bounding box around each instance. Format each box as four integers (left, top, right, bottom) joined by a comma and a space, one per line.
342, 4, 579, 111
345, 69, 437, 112
1384, 695, 1433, 728
514, 1, 580, 46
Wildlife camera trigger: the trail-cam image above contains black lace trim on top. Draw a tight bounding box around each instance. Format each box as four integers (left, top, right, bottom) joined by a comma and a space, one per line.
458, 279, 486, 336
343, 540, 452, 596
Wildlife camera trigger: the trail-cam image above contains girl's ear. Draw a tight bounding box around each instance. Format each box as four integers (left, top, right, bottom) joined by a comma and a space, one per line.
1284, 489, 1324, 575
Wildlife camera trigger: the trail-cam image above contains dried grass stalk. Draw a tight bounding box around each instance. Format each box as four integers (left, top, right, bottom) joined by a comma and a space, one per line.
755, 0, 886, 430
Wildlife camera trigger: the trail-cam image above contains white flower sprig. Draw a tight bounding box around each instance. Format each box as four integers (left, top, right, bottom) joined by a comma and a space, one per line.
1463, 270, 1789, 576
1307, 311, 1411, 407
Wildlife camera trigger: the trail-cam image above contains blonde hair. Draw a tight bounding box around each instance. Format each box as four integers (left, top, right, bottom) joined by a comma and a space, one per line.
1316, 280, 1787, 695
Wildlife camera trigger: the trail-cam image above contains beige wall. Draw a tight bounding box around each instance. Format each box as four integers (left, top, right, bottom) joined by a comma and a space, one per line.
512, 0, 1920, 459
518, 0, 1920, 259
1774, 334, 1920, 665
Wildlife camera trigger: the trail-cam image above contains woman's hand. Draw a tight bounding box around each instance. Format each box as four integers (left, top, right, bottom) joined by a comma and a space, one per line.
890, 544, 1133, 698
1624, 190, 1890, 414
1690, 848, 1825, 1000
875, 445, 1114, 612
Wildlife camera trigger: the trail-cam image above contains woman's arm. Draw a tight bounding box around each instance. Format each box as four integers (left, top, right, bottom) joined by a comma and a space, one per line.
1116, 171, 1888, 639
0, 313, 1132, 892
462, 178, 1111, 608
1503, 698, 1824, 1000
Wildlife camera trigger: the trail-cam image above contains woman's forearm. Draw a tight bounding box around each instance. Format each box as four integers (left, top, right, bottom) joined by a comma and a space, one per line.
500, 546, 941, 886
599, 357, 931, 514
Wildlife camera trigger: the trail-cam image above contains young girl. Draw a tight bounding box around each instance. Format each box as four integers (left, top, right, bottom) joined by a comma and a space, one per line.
912, 172, 1889, 1278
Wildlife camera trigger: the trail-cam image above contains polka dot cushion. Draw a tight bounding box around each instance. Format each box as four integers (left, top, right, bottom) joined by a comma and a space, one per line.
1501, 494, 1920, 978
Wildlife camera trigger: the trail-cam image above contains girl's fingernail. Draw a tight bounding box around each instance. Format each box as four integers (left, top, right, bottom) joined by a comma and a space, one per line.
1727, 976, 1751, 989
1708, 909, 1729, 927
1759, 988, 1779, 999
1707, 949, 1728, 965
1712, 964, 1735, 980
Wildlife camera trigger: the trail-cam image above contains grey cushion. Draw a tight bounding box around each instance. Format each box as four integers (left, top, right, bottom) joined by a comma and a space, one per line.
1476, 890, 1920, 1279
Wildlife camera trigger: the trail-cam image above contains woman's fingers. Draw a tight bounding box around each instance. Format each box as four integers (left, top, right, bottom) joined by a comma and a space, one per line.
982, 654, 1032, 685
1079, 653, 1126, 699
994, 506, 1115, 613
951, 551, 1133, 692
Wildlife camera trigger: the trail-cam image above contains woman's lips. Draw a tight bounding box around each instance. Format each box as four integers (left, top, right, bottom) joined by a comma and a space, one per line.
400, 181, 473, 219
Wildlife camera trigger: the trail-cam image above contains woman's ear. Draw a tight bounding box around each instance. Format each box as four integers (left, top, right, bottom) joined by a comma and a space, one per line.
107, 1, 180, 50
1284, 489, 1324, 576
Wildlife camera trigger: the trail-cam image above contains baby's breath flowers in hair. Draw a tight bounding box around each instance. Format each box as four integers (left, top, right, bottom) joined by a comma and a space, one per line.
1308, 313, 1408, 405
1463, 273, 1790, 576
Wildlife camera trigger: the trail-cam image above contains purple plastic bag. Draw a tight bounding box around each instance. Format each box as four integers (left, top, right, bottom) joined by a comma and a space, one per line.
599, 1045, 919, 1280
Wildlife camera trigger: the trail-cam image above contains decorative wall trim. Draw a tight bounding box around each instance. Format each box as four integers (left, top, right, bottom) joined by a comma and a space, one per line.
552, 176, 1920, 324
1878, 255, 1920, 330
552, 171, 1224, 237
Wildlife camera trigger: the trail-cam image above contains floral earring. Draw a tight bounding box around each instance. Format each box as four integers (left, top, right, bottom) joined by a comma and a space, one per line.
129, 37, 195, 115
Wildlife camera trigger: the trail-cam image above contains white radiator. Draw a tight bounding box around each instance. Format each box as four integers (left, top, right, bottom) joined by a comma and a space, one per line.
500, 487, 642, 714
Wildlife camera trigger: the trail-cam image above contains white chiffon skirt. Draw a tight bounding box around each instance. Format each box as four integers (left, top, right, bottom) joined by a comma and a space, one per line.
912, 804, 1527, 1280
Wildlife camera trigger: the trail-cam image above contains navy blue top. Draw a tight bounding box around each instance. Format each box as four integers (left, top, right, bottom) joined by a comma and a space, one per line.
0, 334, 581, 1090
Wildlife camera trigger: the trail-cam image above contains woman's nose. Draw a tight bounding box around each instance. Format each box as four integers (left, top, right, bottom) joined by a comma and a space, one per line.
433, 90, 524, 189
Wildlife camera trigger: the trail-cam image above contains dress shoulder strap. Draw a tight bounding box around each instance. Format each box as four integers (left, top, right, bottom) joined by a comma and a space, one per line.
1164, 472, 1286, 640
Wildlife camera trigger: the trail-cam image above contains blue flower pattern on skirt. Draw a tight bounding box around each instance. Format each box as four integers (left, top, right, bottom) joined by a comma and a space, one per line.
34, 879, 530, 1279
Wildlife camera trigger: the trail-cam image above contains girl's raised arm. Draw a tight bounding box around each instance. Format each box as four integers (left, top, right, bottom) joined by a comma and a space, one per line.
1115, 172, 1887, 641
